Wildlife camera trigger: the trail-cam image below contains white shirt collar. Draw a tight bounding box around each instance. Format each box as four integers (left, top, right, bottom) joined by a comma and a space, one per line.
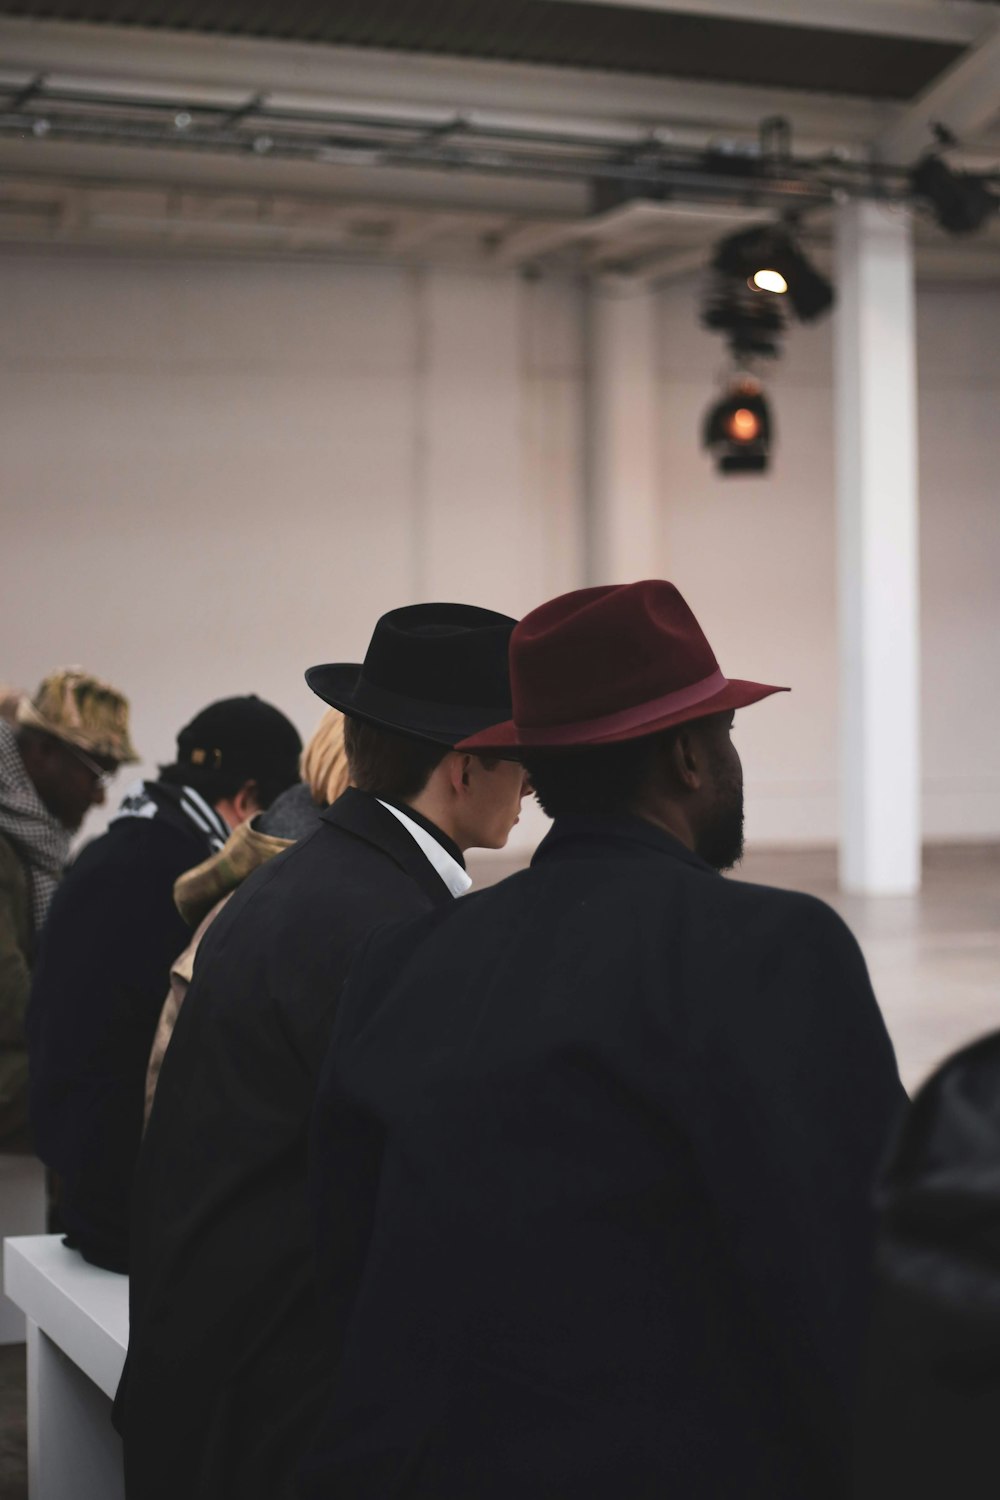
376, 800, 472, 898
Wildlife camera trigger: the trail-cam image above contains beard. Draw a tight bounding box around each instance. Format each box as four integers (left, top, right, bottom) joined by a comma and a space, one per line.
695, 758, 745, 873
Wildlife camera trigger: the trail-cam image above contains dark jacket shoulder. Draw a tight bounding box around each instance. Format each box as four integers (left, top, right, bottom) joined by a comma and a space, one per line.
857, 1030, 1000, 1499
26, 800, 218, 1270
0, 831, 31, 956
0, 832, 33, 1145
179, 791, 453, 1056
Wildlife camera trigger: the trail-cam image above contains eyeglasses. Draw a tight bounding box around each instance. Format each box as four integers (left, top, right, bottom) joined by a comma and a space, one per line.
62, 740, 117, 790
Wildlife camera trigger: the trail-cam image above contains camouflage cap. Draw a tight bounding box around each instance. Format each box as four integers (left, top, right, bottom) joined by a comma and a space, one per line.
16, 667, 139, 765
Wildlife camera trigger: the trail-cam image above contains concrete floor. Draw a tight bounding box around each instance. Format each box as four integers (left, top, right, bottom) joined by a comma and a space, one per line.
2, 841, 997, 1496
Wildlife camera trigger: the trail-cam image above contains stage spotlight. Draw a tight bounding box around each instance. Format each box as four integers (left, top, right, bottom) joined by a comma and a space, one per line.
751, 267, 788, 294
912, 153, 998, 235
701, 278, 785, 359
703, 377, 773, 475
713, 226, 833, 322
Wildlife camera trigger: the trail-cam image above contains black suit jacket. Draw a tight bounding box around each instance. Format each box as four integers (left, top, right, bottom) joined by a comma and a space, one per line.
856, 1030, 1000, 1500
27, 798, 214, 1270
116, 789, 455, 1500
303, 816, 907, 1500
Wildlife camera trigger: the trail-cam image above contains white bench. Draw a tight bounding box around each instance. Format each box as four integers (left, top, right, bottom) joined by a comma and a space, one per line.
0, 1155, 46, 1342
3, 1234, 127, 1500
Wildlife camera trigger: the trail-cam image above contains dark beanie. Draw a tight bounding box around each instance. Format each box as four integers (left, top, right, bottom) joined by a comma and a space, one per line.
176, 695, 302, 786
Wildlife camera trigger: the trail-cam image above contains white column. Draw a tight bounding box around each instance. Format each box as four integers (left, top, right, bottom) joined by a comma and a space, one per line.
585, 276, 661, 584
834, 200, 921, 895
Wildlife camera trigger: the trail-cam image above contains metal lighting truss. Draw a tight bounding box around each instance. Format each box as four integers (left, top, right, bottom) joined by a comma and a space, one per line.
0, 74, 933, 214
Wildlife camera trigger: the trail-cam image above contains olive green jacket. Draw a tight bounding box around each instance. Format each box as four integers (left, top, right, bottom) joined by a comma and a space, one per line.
0, 831, 33, 1147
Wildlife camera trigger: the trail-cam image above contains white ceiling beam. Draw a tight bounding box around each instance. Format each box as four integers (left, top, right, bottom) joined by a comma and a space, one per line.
492, 205, 669, 267
2, 177, 998, 279
491, 219, 589, 266
618, 245, 711, 285
545, 0, 993, 45
877, 17, 1000, 160
0, 176, 516, 253
85, 213, 353, 249
495, 202, 661, 263
0, 135, 588, 217
0, 17, 897, 150
492, 196, 774, 266
389, 211, 500, 251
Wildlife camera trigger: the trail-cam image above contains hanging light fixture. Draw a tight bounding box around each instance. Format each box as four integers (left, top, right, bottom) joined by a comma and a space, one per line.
701, 276, 785, 360
702, 375, 773, 475
712, 225, 834, 322
911, 153, 998, 235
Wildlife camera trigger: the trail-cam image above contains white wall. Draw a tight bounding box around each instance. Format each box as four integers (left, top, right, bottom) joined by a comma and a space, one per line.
0, 250, 581, 855
1, 248, 998, 853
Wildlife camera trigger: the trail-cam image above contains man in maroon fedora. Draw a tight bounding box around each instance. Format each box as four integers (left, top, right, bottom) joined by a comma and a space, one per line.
302, 580, 906, 1500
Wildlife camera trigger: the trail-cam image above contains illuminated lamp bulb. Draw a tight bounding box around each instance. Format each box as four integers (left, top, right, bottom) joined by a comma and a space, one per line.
726, 406, 761, 442
751, 268, 788, 294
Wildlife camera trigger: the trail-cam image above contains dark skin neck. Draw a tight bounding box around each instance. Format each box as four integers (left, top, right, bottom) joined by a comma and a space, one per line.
627, 793, 697, 852
622, 726, 702, 853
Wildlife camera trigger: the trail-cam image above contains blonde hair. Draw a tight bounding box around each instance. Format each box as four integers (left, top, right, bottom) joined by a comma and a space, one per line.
300, 708, 350, 807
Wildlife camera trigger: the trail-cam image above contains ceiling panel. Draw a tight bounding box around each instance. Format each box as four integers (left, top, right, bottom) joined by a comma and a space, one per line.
0, 0, 973, 100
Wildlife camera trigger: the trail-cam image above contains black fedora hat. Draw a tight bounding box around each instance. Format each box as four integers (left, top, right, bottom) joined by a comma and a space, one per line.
306, 603, 517, 747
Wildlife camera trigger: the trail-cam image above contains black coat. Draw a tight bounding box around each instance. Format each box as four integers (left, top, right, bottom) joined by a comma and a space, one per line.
116, 789, 456, 1500
856, 1030, 1000, 1500
303, 815, 907, 1500
26, 786, 217, 1270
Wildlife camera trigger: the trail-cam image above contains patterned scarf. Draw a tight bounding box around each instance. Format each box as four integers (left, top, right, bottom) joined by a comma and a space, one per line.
111, 779, 230, 853
0, 718, 71, 934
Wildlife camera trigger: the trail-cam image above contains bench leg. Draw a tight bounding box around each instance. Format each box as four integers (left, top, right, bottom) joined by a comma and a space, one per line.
26, 1321, 124, 1500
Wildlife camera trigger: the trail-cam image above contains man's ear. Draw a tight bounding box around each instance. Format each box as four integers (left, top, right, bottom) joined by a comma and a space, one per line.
233, 779, 262, 820
446, 752, 474, 794
667, 728, 702, 792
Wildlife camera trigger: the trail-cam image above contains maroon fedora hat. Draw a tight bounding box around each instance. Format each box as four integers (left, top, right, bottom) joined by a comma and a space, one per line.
458, 580, 788, 752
